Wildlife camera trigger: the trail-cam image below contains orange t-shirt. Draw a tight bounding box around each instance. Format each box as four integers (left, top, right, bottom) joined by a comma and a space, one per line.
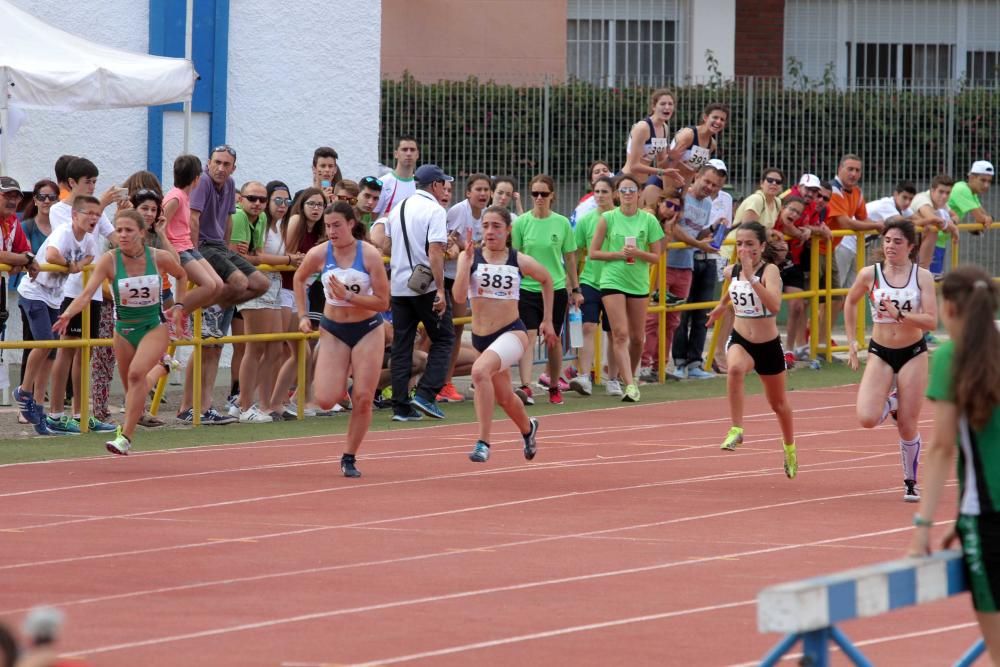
821, 178, 867, 254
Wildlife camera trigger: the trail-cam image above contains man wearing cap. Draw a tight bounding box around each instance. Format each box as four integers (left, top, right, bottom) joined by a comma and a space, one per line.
948, 160, 994, 236
0, 177, 38, 345
384, 164, 455, 421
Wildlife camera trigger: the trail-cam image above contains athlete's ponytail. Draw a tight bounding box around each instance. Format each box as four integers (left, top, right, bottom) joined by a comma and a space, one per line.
942, 265, 1000, 431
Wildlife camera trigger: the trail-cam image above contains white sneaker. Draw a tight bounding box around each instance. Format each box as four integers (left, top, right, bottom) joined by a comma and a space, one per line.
569, 375, 592, 396
605, 379, 623, 396
228, 404, 241, 419
240, 406, 273, 423
303, 407, 318, 417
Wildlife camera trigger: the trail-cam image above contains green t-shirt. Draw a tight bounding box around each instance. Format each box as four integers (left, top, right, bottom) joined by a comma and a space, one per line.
575, 209, 607, 288
512, 211, 576, 292
230, 207, 267, 252
940, 181, 983, 248
927, 340, 1000, 514
597, 208, 664, 295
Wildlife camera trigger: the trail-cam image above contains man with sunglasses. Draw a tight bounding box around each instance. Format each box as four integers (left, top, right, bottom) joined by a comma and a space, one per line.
0, 177, 38, 354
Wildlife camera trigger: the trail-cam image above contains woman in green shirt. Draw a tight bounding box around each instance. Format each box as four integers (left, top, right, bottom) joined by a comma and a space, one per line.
909, 266, 1000, 658
589, 174, 666, 402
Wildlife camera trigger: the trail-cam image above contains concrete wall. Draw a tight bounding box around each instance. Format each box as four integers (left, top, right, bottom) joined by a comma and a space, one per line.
689, 0, 736, 79
381, 0, 567, 84
4, 0, 382, 194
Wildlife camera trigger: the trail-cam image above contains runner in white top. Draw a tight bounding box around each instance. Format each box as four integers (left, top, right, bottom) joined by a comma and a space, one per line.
623, 88, 685, 209
844, 219, 938, 502
666, 102, 728, 194
452, 206, 558, 464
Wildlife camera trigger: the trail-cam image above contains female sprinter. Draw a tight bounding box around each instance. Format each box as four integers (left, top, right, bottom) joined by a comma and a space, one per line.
706, 222, 797, 479
844, 220, 937, 502
908, 266, 1000, 662
53, 210, 186, 455
623, 88, 683, 206
452, 206, 558, 464
589, 173, 665, 402
294, 202, 388, 478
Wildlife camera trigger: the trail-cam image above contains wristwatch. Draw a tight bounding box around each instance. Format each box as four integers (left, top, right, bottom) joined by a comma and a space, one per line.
23, 251, 35, 265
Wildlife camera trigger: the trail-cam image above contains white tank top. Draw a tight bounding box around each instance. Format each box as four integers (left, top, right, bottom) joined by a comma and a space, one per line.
870, 262, 921, 324
322, 240, 372, 307
729, 264, 772, 319
468, 248, 521, 301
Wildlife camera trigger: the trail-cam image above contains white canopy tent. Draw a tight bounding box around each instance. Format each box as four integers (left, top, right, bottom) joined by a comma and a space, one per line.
0, 0, 196, 175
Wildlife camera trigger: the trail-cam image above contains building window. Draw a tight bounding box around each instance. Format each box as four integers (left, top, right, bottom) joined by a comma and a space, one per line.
966, 51, 1000, 83
566, 0, 681, 87
848, 42, 953, 87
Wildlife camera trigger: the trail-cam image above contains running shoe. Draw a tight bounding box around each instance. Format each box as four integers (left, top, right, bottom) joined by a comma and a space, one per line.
239, 406, 273, 423
160, 353, 181, 373
469, 440, 490, 463
904, 479, 920, 503
176, 408, 194, 424
784, 352, 796, 370
605, 379, 623, 396
87, 416, 117, 433
664, 292, 687, 306
105, 427, 131, 456
31, 412, 54, 437
436, 383, 464, 403
686, 365, 716, 380
548, 387, 564, 405
341, 454, 361, 478
888, 389, 899, 423
783, 443, 798, 479
568, 375, 593, 396
202, 408, 237, 425
411, 394, 445, 419
538, 373, 570, 392
392, 406, 424, 422
515, 385, 535, 406
46, 415, 81, 435
13, 386, 38, 425
523, 417, 539, 460
202, 305, 225, 339
138, 413, 165, 428
622, 383, 640, 403
668, 363, 688, 381
793, 346, 811, 361
720, 426, 744, 451
637, 366, 658, 384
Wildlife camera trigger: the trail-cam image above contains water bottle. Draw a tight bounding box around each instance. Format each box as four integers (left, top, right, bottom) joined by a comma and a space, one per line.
568, 306, 584, 348
709, 222, 729, 250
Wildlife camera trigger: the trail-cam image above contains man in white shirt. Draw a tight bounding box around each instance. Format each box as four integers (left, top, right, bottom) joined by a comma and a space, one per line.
374, 136, 420, 215
384, 164, 454, 421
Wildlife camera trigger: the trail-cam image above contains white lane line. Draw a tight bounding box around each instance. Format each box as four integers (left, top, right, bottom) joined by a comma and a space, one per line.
2, 478, 926, 611
67, 523, 914, 657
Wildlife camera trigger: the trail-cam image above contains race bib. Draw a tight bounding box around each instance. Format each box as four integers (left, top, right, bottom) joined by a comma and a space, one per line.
472, 264, 520, 300
684, 145, 711, 170
730, 280, 766, 318
118, 274, 160, 307
650, 137, 669, 151
871, 288, 918, 324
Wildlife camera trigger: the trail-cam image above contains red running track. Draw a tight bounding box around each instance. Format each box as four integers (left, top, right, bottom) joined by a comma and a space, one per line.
0, 385, 976, 666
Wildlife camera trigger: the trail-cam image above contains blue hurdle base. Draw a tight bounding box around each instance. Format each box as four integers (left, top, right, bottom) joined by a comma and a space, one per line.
761, 628, 985, 666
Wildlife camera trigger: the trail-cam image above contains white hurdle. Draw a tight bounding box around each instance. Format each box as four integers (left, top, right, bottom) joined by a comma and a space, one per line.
756, 549, 985, 666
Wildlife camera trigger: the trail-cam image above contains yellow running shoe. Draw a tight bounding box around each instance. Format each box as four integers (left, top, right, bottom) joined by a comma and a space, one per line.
720, 426, 744, 451
783, 442, 798, 479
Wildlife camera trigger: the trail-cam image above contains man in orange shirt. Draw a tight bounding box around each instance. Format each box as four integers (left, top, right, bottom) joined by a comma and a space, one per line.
821, 154, 883, 344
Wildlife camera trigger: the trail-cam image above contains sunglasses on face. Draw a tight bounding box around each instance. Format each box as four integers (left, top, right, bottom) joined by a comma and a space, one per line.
271, 197, 293, 206
530, 191, 551, 198
34, 193, 59, 202
618, 186, 639, 194
336, 195, 358, 205
764, 177, 783, 185
661, 200, 682, 211
242, 195, 267, 204
817, 194, 830, 201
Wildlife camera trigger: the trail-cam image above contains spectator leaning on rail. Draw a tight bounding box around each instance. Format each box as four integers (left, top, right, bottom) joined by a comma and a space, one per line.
383, 164, 455, 422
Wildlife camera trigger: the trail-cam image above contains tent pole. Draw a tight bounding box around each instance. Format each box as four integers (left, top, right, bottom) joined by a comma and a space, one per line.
182, 0, 193, 154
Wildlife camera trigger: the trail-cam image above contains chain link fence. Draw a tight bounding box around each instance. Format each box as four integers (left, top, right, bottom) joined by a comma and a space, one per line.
380, 75, 999, 272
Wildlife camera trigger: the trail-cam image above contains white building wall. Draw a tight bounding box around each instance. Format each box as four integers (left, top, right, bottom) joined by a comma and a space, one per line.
688, 0, 736, 80
4, 0, 382, 193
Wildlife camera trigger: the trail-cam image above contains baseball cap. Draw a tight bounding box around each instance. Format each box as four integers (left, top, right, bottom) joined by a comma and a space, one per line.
970, 160, 995, 176
799, 174, 821, 189
0, 176, 22, 193
708, 159, 728, 174
414, 164, 454, 186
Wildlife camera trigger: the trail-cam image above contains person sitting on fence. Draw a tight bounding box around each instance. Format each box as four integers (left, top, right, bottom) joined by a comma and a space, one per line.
622, 88, 683, 209
589, 173, 666, 402
844, 220, 938, 502
54, 209, 186, 455
439, 173, 493, 404
911, 175, 957, 280
452, 207, 556, 463
706, 222, 798, 479
666, 101, 729, 189
908, 266, 1000, 664
570, 160, 612, 227
512, 175, 581, 406
570, 175, 617, 396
